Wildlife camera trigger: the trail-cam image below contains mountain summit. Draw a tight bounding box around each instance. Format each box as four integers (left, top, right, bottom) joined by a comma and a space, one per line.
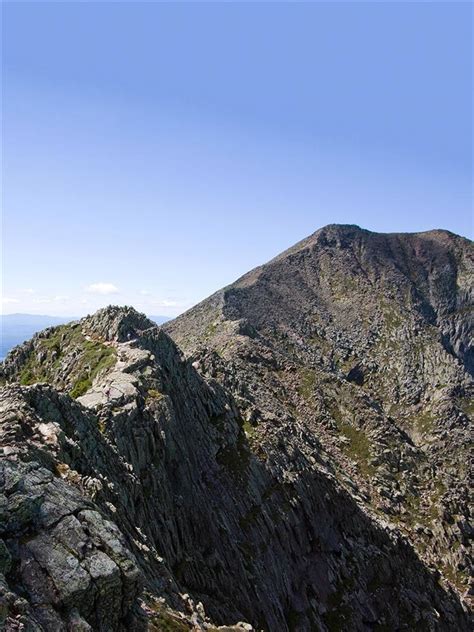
1, 226, 473, 631
166, 224, 472, 373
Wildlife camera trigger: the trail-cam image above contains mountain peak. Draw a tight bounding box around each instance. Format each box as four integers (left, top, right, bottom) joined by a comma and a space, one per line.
81, 305, 156, 342
274, 224, 468, 264
166, 225, 473, 366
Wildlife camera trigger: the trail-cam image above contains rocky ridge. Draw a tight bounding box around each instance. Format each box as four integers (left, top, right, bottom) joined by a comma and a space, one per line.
165, 225, 473, 610
0, 226, 472, 631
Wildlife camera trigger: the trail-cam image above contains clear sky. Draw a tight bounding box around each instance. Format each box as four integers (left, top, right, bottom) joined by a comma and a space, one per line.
2, 1, 472, 317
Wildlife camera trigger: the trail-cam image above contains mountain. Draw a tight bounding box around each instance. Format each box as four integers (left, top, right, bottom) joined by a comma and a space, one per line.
0, 226, 472, 631
149, 315, 170, 325
0, 313, 169, 361
165, 224, 473, 595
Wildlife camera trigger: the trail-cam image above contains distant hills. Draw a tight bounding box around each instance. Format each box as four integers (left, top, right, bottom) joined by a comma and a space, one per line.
0, 312, 169, 360
148, 315, 170, 326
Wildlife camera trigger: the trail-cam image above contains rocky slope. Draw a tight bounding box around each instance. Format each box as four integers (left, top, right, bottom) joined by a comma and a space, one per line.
0, 226, 472, 631
165, 225, 473, 612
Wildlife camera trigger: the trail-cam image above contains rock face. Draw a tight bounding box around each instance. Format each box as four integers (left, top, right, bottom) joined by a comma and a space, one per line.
1, 225, 473, 631
0, 457, 143, 631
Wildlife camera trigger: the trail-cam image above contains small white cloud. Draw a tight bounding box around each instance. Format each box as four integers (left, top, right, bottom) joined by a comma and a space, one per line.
20, 288, 36, 294
33, 295, 69, 305
2, 297, 20, 304
139, 289, 151, 296
149, 298, 179, 307
85, 282, 119, 295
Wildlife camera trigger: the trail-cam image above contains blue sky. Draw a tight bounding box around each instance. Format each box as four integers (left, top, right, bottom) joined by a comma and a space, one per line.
2, 1, 472, 316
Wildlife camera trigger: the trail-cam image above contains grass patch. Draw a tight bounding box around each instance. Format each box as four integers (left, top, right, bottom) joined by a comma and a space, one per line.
425, 479, 446, 522
146, 388, 165, 407
339, 423, 374, 476
69, 343, 116, 398
19, 367, 48, 386
401, 492, 422, 527
298, 368, 317, 399
148, 601, 191, 632
442, 563, 469, 593
70, 375, 92, 398
204, 321, 218, 338
330, 406, 374, 477
15, 323, 116, 397
410, 409, 436, 434
383, 308, 403, 330
147, 388, 164, 400
243, 419, 258, 439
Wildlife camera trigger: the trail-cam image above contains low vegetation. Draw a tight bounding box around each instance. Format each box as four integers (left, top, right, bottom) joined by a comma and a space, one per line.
330, 405, 375, 477
147, 600, 191, 632
338, 421, 375, 477
17, 324, 116, 398
298, 368, 317, 400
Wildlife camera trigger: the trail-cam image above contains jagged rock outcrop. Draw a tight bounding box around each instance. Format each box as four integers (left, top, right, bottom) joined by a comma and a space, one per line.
1, 317, 256, 630
0, 225, 472, 631
0, 457, 143, 631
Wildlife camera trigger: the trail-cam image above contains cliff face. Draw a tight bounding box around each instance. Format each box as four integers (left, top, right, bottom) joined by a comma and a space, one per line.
1, 226, 472, 631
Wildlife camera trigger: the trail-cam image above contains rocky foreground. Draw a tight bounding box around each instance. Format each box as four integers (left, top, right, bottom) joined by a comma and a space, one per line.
0, 225, 472, 631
